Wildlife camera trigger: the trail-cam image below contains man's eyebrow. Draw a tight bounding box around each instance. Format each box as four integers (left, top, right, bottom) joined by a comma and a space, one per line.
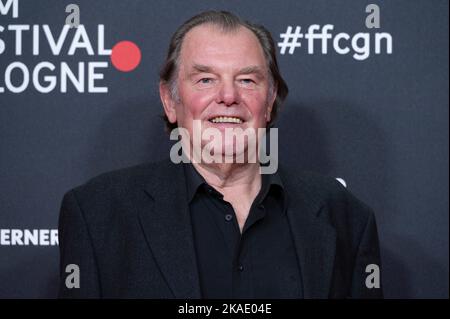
237, 66, 265, 76
191, 64, 214, 74
189, 64, 266, 77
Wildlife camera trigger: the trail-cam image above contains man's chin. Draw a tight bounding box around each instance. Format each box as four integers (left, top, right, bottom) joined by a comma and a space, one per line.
195, 142, 258, 164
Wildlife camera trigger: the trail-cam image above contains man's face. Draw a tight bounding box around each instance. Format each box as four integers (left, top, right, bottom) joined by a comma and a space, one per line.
161, 24, 276, 158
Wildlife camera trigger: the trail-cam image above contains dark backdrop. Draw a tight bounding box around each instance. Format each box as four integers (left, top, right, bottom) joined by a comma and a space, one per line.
0, 0, 448, 298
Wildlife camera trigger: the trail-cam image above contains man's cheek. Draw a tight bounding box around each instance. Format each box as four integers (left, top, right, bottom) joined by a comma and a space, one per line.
244, 99, 269, 118
189, 96, 215, 116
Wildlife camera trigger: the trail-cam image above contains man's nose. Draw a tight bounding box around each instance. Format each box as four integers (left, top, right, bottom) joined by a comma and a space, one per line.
216, 81, 240, 106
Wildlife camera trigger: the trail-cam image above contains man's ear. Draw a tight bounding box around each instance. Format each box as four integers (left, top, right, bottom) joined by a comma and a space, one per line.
159, 82, 177, 124
266, 85, 277, 122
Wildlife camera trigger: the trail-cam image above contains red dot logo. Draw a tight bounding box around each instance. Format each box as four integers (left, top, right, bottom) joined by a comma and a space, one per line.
111, 41, 141, 72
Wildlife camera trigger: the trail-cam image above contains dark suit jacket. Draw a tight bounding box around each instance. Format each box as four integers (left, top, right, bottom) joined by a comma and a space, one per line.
58, 159, 383, 298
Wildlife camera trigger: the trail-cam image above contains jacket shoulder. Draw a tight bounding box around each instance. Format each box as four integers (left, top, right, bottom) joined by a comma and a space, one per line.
279, 165, 347, 199
279, 165, 375, 222
76, 158, 175, 189
63, 159, 175, 215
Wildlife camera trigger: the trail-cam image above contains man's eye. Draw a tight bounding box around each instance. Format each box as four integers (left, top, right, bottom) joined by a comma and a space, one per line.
240, 79, 255, 84
198, 78, 213, 84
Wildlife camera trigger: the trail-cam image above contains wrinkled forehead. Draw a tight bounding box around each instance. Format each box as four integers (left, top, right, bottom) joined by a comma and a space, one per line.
178, 24, 268, 74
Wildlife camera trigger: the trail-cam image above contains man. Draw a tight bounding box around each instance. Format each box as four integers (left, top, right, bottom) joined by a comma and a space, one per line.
58, 11, 382, 298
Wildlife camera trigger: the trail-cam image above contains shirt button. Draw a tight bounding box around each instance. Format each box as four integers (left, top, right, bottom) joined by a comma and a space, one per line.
238, 265, 244, 272
258, 204, 265, 210
225, 214, 233, 221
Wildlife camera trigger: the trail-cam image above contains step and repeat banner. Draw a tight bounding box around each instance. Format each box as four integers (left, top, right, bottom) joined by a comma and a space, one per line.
0, 0, 448, 298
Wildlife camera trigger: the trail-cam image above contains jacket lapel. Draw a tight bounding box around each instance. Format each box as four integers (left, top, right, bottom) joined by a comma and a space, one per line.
283, 171, 337, 298
137, 160, 201, 298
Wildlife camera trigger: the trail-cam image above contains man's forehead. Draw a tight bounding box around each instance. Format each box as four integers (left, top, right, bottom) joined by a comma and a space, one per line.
179, 24, 267, 72
189, 63, 266, 77
183, 23, 252, 44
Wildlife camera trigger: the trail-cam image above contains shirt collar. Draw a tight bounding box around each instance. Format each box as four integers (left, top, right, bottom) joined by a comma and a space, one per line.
255, 170, 285, 205
183, 163, 286, 210
183, 162, 208, 203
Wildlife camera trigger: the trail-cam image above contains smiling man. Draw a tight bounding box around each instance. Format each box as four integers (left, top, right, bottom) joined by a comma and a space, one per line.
160, 20, 280, 232
58, 11, 383, 299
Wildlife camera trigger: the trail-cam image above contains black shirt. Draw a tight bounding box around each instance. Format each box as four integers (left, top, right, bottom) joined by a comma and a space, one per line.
184, 163, 303, 299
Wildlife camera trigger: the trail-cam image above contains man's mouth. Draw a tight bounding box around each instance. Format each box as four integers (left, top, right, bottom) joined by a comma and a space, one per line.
208, 116, 244, 124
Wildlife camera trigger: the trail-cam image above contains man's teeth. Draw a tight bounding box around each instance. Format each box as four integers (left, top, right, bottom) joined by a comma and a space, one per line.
210, 116, 243, 124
